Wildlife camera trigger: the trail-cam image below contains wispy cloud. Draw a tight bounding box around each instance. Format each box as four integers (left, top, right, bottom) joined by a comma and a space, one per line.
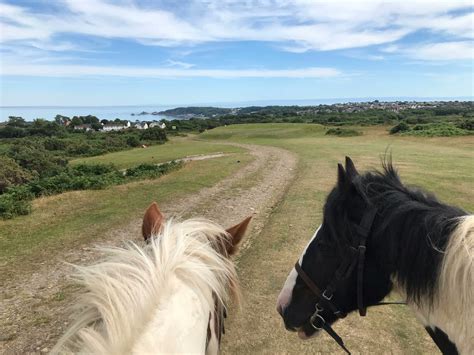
407, 41, 474, 61
0, 0, 472, 55
382, 41, 474, 61
1, 63, 341, 78
164, 60, 195, 69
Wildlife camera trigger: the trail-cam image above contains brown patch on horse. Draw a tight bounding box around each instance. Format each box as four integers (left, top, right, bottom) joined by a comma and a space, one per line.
225, 216, 252, 255
142, 202, 164, 242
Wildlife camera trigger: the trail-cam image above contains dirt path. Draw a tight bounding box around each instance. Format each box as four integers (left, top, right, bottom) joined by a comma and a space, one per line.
0, 143, 298, 354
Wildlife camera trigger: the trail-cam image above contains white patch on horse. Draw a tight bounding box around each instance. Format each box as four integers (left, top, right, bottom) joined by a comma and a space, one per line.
52, 218, 239, 355
394, 216, 474, 354
277, 226, 321, 312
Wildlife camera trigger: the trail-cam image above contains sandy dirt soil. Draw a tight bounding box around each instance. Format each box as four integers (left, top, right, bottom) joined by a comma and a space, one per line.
0, 143, 298, 354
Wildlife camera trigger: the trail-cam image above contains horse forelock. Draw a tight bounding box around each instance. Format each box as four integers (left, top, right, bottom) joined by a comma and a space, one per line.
52, 218, 240, 354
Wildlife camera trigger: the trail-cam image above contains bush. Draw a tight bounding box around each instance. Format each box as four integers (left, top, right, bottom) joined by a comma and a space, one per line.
0, 156, 34, 193
8, 142, 68, 178
126, 135, 141, 147
457, 119, 474, 131
140, 127, 168, 143
389, 122, 410, 134
27, 167, 124, 196
44, 137, 67, 151
325, 128, 362, 137
126, 161, 182, 179
401, 123, 470, 137
0, 186, 33, 219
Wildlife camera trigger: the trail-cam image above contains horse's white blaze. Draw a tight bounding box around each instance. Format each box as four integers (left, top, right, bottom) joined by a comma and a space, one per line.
277, 226, 321, 311
52, 219, 239, 354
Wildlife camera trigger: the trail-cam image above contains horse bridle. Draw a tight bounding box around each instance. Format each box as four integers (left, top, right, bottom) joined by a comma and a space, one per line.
294, 207, 405, 355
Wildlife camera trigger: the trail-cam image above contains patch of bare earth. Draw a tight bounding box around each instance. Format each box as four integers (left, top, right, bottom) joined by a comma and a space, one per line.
0, 144, 298, 354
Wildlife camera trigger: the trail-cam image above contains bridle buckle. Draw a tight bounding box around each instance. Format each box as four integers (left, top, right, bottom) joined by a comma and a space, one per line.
322, 289, 333, 301
310, 313, 326, 330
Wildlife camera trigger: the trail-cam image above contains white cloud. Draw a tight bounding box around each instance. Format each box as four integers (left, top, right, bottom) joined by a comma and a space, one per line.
1, 63, 341, 78
0, 0, 472, 56
407, 41, 474, 61
165, 60, 195, 69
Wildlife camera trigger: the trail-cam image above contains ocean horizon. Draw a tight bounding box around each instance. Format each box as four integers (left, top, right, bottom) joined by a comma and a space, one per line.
1, 96, 472, 121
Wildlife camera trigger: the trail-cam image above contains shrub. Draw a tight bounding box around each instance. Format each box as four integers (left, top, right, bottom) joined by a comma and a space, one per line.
140, 127, 168, 143
8, 142, 68, 178
389, 122, 410, 134
126, 161, 182, 179
401, 123, 470, 137
457, 119, 474, 131
0, 156, 34, 193
126, 135, 141, 147
0, 186, 33, 219
325, 128, 362, 137
43, 137, 67, 151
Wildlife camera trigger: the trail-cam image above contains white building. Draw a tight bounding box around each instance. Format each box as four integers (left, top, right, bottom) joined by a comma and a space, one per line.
149, 122, 166, 129
102, 121, 131, 132
134, 122, 149, 130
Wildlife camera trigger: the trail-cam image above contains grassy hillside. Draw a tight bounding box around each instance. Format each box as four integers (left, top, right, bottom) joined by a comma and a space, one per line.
201, 123, 473, 354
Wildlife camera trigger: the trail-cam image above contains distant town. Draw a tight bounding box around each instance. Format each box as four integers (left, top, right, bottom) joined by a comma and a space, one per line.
135, 100, 472, 120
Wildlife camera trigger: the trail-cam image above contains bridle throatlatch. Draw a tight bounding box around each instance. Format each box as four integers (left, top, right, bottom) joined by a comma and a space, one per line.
294, 207, 406, 355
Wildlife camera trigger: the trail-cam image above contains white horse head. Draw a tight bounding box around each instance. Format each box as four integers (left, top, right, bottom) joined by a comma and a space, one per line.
53, 202, 251, 354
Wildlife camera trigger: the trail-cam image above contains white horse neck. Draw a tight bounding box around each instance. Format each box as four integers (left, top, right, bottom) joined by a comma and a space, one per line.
132, 274, 213, 354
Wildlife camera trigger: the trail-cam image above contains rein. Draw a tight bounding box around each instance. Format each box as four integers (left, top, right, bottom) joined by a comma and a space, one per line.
294, 207, 407, 355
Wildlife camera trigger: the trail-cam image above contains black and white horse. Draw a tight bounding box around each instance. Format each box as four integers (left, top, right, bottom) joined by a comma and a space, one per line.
277, 157, 473, 354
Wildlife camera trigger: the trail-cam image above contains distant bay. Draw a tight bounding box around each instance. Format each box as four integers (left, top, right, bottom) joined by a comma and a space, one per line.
1, 97, 471, 121
0, 105, 179, 121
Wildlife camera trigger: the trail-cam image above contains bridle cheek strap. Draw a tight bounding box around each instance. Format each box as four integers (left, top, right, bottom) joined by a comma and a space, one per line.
355, 207, 377, 316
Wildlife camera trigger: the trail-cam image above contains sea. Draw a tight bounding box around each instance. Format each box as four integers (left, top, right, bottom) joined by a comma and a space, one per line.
1, 97, 471, 122
0, 105, 177, 122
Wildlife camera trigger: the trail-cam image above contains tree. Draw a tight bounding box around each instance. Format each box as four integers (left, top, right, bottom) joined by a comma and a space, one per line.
71, 116, 84, 126
27, 119, 64, 136
6, 116, 27, 127
54, 114, 70, 125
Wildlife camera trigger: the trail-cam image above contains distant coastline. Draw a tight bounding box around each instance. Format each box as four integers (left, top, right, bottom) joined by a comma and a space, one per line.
1, 97, 472, 121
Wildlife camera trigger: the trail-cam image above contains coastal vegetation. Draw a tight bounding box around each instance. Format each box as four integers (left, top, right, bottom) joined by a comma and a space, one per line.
1, 101, 472, 219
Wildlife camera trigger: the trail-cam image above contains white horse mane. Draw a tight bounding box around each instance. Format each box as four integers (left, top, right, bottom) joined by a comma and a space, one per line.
53, 218, 240, 354
410, 215, 474, 354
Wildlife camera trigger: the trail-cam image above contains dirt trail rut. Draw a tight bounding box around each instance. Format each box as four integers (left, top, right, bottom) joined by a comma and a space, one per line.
0, 143, 298, 354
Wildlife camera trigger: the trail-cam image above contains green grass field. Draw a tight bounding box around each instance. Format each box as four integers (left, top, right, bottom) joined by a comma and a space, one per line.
71, 137, 245, 168
1, 123, 472, 353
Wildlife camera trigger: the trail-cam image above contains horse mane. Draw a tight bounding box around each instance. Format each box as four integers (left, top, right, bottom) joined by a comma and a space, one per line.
52, 218, 240, 354
350, 159, 468, 306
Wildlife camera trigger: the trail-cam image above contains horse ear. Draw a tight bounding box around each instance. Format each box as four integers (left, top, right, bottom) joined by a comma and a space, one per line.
345, 156, 359, 180
225, 216, 252, 255
142, 202, 164, 242
337, 163, 347, 188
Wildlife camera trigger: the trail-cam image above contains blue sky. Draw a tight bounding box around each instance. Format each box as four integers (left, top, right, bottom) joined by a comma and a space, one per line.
0, 0, 473, 106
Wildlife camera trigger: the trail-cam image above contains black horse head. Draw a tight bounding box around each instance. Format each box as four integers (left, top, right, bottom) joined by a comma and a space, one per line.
276, 156, 394, 338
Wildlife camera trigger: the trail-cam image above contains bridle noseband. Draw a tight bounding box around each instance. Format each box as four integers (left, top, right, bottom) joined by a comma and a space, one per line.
294, 207, 405, 355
